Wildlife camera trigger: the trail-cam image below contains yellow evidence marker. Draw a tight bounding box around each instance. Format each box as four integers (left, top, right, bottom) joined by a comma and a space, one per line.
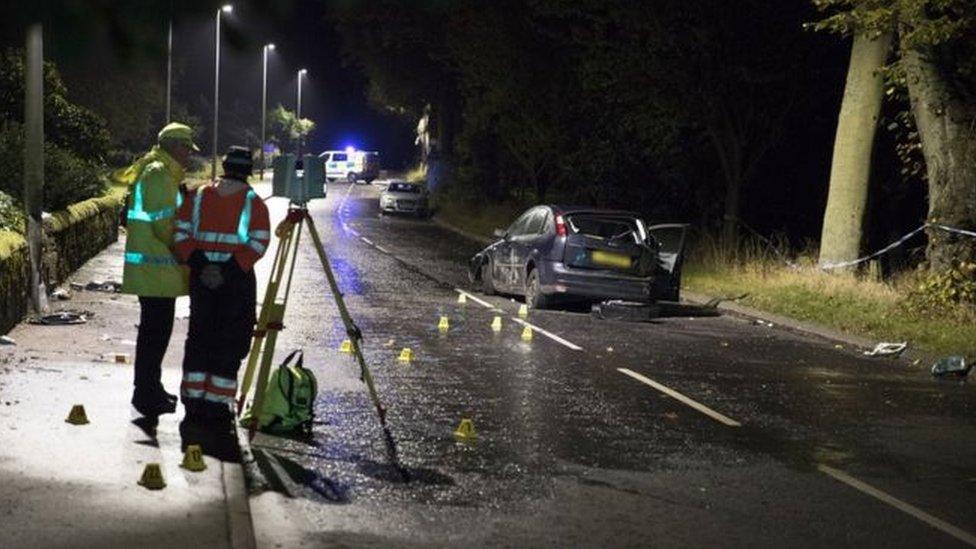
438, 315, 450, 332
180, 445, 207, 472
457, 293, 467, 304
137, 463, 166, 490
339, 340, 353, 353
521, 325, 534, 342
398, 348, 413, 362
490, 316, 502, 332
518, 304, 528, 318
453, 418, 477, 440
65, 404, 89, 425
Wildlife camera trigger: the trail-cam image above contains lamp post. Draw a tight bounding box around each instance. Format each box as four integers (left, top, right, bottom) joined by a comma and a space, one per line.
260, 43, 275, 179
296, 68, 307, 158
211, 4, 233, 180
166, 19, 173, 123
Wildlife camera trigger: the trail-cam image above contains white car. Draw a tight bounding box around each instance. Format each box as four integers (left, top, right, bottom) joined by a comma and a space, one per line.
380, 181, 430, 217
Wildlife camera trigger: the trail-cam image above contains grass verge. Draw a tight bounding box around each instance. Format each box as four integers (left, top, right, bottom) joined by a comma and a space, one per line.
684, 238, 976, 358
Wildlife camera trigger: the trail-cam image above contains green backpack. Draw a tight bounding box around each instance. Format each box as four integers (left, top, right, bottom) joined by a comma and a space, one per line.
241, 350, 317, 435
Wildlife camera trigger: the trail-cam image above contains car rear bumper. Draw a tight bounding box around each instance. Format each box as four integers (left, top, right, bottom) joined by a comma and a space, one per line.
541, 261, 653, 302
381, 201, 427, 213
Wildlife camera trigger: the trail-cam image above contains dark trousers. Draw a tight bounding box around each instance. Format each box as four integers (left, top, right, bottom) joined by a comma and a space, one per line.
183, 262, 257, 382
134, 296, 176, 395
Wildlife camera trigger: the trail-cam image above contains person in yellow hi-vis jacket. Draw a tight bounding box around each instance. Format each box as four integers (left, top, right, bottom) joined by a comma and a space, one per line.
118, 123, 197, 418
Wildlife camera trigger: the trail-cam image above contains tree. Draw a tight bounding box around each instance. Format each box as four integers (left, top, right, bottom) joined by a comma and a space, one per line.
267, 104, 314, 154
814, 0, 976, 276
818, 30, 892, 266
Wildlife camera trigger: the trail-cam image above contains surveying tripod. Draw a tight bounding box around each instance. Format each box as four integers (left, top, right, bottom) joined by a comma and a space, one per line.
236, 205, 387, 439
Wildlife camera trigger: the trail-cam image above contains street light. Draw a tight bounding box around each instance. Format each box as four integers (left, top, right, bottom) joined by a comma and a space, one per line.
260, 43, 275, 179
166, 18, 172, 122
296, 68, 307, 158
211, 3, 233, 180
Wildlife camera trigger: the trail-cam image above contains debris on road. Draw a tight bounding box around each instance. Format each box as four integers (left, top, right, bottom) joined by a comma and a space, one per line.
931, 356, 970, 378
28, 310, 90, 325
753, 319, 775, 327
591, 300, 660, 322
702, 293, 749, 308
70, 280, 121, 293
50, 288, 72, 301
0, 335, 15, 345
863, 342, 908, 358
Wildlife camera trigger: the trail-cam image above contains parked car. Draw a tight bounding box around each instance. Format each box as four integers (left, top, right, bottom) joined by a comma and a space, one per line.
380, 181, 430, 217
468, 205, 687, 308
319, 149, 380, 184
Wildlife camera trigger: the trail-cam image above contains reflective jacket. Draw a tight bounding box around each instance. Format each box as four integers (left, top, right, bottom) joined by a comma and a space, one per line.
173, 181, 271, 271
120, 147, 190, 297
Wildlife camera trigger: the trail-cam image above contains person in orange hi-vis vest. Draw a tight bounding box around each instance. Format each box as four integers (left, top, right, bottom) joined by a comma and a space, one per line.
173, 146, 270, 462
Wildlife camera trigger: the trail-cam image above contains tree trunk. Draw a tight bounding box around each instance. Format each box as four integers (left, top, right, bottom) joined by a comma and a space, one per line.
818, 31, 892, 267
903, 47, 976, 272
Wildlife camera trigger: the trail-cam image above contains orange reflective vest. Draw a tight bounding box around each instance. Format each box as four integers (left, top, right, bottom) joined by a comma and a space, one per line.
173, 182, 271, 271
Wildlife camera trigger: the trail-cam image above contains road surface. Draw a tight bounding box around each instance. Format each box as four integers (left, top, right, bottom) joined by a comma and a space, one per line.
247, 179, 976, 548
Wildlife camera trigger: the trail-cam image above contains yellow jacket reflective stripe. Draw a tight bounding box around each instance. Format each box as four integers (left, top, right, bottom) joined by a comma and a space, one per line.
120, 146, 189, 297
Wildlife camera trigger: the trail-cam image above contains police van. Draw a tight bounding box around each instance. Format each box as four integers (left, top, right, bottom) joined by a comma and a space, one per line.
318, 148, 380, 184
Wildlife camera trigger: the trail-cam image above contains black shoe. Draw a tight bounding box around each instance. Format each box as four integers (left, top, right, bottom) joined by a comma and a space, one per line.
202, 403, 242, 463
179, 401, 210, 452
132, 391, 177, 417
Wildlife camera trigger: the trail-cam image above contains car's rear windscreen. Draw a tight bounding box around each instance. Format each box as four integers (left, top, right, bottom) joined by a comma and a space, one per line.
387, 183, 421, 193
566, 214, 641, 240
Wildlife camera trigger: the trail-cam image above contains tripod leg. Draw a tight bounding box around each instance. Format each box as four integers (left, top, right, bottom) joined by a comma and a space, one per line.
237, 219, 293, 412
246, 218, 304, 437
303, 212, 387, 425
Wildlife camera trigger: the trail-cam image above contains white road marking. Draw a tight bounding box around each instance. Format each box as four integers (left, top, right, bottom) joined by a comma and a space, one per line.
817, 464, 976, 547
616, 368, 741, 427
511, 318, 583, 351
361, 237, 373, 246
454, 288, 495, 309
375, 245, 389, 254
348, 229, 360, 237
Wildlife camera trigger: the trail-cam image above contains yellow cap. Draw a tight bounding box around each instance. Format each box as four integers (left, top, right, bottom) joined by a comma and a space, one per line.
157, 122, 200, 152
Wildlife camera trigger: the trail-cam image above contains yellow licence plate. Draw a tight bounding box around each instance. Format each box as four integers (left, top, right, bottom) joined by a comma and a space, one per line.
591, 250, 632, 269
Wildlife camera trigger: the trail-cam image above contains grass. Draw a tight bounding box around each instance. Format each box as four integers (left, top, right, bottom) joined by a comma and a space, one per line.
432, 186, 530, 241
684, 235, 976, 357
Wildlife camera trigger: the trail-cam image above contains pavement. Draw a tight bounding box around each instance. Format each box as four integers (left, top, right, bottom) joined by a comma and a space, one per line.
243, 180, 976, 547
1, 176, 974, 548
0, 232, 253, 547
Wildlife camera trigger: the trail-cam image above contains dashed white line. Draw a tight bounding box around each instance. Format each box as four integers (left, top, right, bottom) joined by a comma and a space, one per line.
361, 237, 373, 246
348, 229, 360, 237
454, 288, 496, 309
375, 245, 389, 254
616, 368, 741, 427
817, 464, 976, 546
511, 317, 583, 351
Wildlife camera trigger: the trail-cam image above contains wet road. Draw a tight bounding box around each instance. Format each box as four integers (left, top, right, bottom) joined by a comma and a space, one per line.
248, 180, 976, 548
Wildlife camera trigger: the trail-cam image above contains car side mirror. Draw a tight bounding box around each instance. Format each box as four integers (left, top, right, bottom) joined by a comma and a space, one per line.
493, 228, 507, 240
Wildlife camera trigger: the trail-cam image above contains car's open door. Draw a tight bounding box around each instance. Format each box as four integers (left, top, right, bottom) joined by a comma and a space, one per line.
646, 223, 689, 302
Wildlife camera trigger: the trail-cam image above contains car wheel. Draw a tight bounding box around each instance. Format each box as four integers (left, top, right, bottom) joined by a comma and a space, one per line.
347, 172, 357, 184
526, 269, 549, 309
481, 260, 496, 295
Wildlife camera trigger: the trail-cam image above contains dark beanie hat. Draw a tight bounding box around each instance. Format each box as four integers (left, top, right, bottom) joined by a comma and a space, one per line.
222, 146, 253, 179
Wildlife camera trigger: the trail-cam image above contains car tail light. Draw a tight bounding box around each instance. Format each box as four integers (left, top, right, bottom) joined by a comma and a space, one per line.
555, 213, 567, 236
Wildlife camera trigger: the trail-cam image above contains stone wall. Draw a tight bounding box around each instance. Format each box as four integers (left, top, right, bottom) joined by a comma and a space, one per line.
0, 192, 123, 333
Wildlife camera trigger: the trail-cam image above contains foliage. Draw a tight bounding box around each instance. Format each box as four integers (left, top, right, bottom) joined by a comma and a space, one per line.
903, 262, 976, 313
267, 104, 315, 153
0, 122, 107, 214
0, 48, 111, 162
0, 191, 25, 233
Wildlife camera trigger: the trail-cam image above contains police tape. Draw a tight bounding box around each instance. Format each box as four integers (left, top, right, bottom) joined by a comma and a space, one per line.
819, 223, 976, 271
